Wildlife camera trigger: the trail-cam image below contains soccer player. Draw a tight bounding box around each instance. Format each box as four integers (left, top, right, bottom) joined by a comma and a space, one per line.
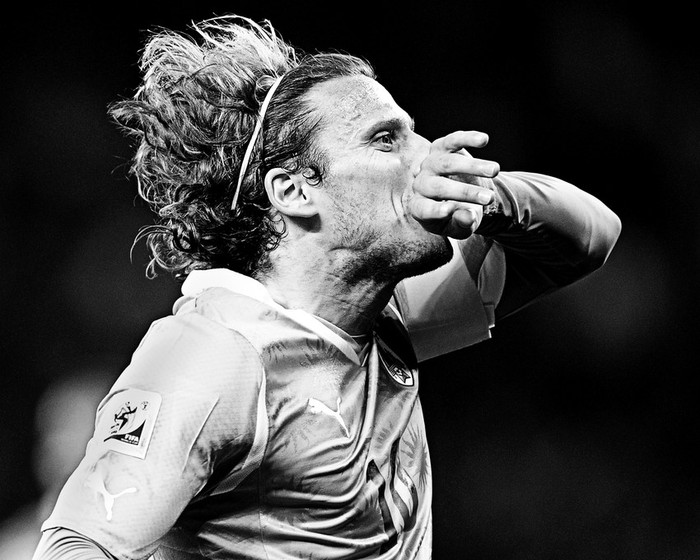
32, 14, 621, 560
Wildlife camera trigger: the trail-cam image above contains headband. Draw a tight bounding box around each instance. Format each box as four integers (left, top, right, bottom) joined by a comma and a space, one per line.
231, 76, 284, 210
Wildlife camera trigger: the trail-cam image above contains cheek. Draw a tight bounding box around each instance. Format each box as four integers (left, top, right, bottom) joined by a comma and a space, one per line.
326, 155, 409, 221
351, 156, 408, 197
332, 148, 406, 181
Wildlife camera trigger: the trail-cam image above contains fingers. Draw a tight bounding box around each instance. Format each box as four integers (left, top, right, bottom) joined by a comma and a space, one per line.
431, 130, 491, 153
421, 131, 500, 180
450, 207, 482, 237
421, 151, 500, 180
407, 195, 483, 238
408, 130, 499, 238
416, 175, 494, 205
409, 197, 479, 223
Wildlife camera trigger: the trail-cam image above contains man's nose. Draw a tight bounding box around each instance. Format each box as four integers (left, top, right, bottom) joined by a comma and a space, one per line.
409, 133, 431, 177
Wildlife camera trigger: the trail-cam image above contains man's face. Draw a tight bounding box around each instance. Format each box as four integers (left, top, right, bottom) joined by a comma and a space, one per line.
305, 75, 452, 281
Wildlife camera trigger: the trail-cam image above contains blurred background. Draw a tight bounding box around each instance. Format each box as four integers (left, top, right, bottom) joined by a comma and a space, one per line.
1, 2, 698, 558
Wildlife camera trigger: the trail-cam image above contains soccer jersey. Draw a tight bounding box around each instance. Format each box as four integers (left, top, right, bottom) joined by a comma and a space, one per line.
37, 169, 621, 559
41, 238, 504, 560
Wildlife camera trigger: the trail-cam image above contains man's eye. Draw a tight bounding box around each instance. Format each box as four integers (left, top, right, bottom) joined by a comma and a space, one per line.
373, 132, 395, 149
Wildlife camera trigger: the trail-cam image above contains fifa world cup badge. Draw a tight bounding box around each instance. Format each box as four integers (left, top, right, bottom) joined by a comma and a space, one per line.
98, 388, 162, 459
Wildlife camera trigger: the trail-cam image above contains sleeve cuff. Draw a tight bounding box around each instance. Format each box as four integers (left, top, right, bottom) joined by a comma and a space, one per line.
396, 238, 494, 362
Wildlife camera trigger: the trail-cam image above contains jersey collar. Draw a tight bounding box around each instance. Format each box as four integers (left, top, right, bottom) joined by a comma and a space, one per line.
181, 268, 276, 306
178, 268, 364, 365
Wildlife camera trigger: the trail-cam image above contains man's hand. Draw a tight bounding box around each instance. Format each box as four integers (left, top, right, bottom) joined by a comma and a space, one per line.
407, 130, 500, 239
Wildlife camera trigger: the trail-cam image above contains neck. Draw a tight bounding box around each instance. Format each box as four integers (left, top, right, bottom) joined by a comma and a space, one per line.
257, 244, 398, 336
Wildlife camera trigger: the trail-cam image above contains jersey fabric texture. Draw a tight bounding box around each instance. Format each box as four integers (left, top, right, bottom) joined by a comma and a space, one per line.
41, 238, 504, 560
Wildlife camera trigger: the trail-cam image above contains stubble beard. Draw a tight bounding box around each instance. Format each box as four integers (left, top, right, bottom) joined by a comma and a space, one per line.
381, 230, 453, 280
335, 223, 453, 287
328, 185, 453, 287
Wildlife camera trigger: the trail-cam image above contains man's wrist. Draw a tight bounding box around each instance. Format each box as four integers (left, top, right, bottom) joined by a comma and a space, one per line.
481, 177, 503, 217
475, 177, 510, 236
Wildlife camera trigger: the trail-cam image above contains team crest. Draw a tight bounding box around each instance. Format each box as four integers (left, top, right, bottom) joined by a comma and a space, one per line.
376, 336, 416, 387
98, 388, 162, 459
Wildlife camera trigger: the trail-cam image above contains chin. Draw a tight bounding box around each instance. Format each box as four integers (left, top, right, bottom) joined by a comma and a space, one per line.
340, 230, 452, 285
396, 234, 453, 280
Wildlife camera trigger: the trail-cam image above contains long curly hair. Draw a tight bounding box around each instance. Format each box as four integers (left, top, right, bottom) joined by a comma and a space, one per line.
109, 15, 375, 280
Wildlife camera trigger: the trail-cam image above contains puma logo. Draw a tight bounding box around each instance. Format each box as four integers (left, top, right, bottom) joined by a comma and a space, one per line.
307, 396, 350, 439
86, 477, 138, 521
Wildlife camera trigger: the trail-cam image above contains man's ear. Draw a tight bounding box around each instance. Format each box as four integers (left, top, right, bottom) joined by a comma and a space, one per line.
264, 167, 318, 218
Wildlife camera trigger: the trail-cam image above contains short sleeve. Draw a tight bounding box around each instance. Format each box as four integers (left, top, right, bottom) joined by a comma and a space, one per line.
395, 237, 506, 362
40, 313, 264, 560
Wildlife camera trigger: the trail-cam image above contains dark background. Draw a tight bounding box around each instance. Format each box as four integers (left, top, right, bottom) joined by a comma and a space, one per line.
1, 2, 698, 558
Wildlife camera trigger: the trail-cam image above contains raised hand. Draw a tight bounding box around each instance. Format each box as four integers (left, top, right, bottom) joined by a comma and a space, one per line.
407, 130, 499, 239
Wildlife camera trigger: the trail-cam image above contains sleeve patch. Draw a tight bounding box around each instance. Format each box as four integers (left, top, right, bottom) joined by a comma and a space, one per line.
96, 388, 162, 459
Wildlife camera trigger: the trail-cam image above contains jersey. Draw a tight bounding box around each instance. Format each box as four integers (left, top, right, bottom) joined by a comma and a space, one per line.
40, 238, 505, 560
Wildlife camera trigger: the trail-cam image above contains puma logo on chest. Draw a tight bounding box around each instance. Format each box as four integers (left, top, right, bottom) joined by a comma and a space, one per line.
307, 396, 350, 439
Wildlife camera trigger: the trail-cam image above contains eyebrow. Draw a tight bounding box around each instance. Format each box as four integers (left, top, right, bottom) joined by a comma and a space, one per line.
366, 114, 416, 137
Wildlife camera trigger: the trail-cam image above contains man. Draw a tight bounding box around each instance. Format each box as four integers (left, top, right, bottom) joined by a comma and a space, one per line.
33, 14, 621, 560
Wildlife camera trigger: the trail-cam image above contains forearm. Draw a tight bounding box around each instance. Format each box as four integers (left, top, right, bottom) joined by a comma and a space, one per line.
33, 528, 117, 560
476, 171, 621, 317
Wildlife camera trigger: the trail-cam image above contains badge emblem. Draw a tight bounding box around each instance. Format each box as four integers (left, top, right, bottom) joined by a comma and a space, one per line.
99, 388, 162, 459
376, 336, 416, 387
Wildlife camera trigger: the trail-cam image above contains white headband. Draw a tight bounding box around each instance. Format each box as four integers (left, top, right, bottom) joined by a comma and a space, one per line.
231, 76, 284, 211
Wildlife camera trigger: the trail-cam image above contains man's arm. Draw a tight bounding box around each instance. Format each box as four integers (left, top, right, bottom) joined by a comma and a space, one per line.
32, 313, 264, 560
470, 170, 621, 319
398, 131, 620, 361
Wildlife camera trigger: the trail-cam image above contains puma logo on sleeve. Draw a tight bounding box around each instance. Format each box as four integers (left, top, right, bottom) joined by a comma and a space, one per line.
86, 476, 138, 521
